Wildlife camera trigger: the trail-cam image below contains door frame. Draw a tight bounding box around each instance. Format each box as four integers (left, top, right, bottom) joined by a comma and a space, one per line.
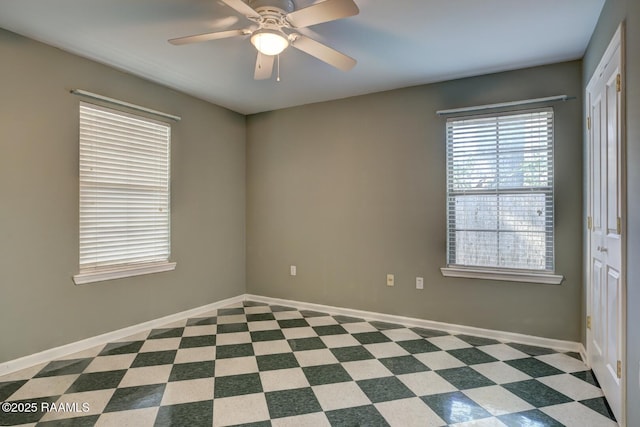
585, 22, 626, 426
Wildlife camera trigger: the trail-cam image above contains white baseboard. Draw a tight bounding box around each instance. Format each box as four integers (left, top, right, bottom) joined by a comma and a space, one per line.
0, 294, 245, 377
579, 343, 588, 365
246, 294, 583, 353
1, 292, 584, 378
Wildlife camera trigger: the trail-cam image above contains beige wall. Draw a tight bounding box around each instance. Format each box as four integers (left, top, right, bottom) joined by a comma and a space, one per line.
0, 29, 246, 363
584, 0, 640, 424
247, 61, 584, 341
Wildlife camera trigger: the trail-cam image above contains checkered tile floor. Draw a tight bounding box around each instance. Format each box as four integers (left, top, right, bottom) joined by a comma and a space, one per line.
0, 301, 618, 426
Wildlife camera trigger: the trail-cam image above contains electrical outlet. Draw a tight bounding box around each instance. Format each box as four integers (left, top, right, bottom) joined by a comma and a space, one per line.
416, 277, 424, 290
386, 274, 394, 287
290, 265, 297, 276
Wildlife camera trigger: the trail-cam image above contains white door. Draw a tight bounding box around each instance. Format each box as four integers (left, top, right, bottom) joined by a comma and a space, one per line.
586, 25, 625, 425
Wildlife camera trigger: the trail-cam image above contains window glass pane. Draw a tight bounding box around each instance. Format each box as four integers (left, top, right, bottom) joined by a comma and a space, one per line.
452, 195, 498, 230
453, 230, 498, 267
498, 194, 548, 232
498, 230, 547, 269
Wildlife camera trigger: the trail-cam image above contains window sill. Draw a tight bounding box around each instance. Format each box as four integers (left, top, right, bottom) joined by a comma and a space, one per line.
73, 261, 176, 285
440, 267, 563, 285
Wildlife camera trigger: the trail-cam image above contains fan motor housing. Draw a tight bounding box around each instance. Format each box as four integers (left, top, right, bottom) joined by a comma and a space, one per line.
249, 0, 294, 14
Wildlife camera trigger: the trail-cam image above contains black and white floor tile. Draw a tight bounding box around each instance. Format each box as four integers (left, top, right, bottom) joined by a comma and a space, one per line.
0, 301, 618, 426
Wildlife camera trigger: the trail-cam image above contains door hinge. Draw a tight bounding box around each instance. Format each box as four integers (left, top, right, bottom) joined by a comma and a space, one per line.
617, 360, 622, 378
617, 217, 621, 234
616, 74, 622, 92
587, 216, 593, 230
587, 116, 591, 130
587, 315, 591, 330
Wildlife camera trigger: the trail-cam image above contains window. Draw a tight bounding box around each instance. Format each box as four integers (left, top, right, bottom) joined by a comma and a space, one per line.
73, 102, 175, 285
441, 108, 562, 284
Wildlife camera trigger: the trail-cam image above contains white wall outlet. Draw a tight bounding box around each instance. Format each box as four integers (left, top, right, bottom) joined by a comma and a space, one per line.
290, 265, 297, 276
416, 277, 424, 290
386, 274, 394, 287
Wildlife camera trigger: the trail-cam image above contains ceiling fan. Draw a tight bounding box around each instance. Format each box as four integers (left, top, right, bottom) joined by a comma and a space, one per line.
169, 0, 359, 80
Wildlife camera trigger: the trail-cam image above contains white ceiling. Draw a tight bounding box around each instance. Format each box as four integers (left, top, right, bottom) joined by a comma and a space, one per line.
0, 0, 604, 114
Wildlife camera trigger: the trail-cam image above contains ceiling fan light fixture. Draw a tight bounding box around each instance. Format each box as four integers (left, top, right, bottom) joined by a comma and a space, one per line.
251, 29, 289, 56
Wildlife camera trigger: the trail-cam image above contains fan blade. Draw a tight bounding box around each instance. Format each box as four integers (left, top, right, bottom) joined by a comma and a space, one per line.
291, 35, 356, 71
254, 52, 275, 80
220, 0, 261, 19
169, 29, 247, 45
286, 0, 359, 28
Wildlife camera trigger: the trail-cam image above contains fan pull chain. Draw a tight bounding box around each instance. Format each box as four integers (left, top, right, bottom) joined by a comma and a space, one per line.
277, 54, 281, 82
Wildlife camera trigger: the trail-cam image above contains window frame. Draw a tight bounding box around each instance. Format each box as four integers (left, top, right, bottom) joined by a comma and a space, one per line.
73, 102, 175, 285
440, 107, 563, 284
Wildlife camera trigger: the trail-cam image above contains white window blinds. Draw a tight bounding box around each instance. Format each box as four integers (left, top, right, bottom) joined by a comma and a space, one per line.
79, 102, 171, 273
446, 108, 554, 271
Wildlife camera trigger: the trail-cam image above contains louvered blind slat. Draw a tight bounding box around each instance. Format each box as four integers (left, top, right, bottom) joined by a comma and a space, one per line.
446, 108, 554, 271
79, 102, 171, 271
